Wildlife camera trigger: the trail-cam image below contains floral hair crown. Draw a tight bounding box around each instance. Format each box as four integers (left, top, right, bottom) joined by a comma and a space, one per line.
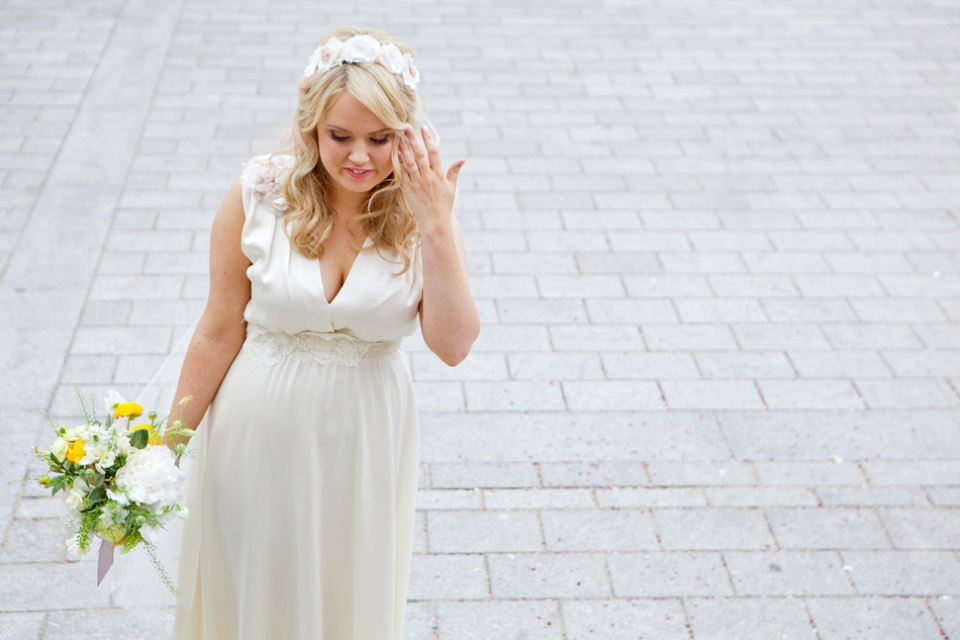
303, 34, 420, 90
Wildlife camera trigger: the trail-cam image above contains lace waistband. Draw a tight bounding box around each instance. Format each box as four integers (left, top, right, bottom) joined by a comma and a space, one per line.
242, 323, 401, 367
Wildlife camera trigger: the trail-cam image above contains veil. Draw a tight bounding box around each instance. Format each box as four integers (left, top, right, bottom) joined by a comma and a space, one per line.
102, 315, 207, 610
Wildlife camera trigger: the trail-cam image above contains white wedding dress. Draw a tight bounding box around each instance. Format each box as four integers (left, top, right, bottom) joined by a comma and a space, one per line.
173, 155, 422, 639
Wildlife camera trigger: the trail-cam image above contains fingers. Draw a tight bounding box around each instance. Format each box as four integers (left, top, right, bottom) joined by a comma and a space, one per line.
421, 126, 443, 173
398, 135, 419, 177
401, 126, 435, 175
446, 159, 465, 186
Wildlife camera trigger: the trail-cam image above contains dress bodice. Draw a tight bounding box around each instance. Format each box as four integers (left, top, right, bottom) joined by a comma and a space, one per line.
239, 154, 422, 342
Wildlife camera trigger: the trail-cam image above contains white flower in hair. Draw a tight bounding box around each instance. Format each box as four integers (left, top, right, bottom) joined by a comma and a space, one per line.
401, 53, 420, 89
340, 34, 380, 64
377, 44, 405, 75
303, 34, 420, 90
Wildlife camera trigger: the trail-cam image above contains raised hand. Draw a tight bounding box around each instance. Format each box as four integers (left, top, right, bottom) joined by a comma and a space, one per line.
397, 125, 464, 235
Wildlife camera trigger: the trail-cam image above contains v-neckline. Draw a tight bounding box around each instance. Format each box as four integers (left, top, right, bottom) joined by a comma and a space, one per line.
319, 236, 371, 306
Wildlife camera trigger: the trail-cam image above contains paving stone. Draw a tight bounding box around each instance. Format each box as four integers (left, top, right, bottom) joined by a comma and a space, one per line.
816, 487, 929, 507
596, 488, 707, 508
766, 508, 891, 550
856, 379, 960, 409
561, 599, 690, 640
487, 553, 610, 599
807, 597, 944, 640
600, 352, 701, 379
706, 487, 818, 507
878, 508, 960, 550
787, 350, 892, 378
646, 460, 757, 486
403, 601, 435, 640
464, 381, 565, 411
0, 612, 45, 640
506, 353, 604, 381
654, 508, 775, 551
724, 550, 855, 596
0, 562, 111, 611
436, 600, 562, 640
863, 460, 960, 485
607, 552, 732, 597
0, 518, 70, 563
483, 489, 594, 510
415, 489, 483, 511
841, 550, 960, 596
929, 598, 960, 640
660, 380, 765, 410
538, 461, 649, 487
541, 510, 659, 552
684, 597, 814, 640
427, 462, 538, 489
407, 554, 488, 601
754, 460, 866, 486
693, 351, 795, 379
641, 324, 738, 351
41, 608, 175, 640
427, 511, 543, 553
563, 381, 665, 411
926, 487, 960, 507
758, 379, 865, 409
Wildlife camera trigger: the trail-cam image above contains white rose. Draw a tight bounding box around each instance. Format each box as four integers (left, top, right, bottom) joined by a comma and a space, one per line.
340, 34, 380, 65
49, 438, 68, 462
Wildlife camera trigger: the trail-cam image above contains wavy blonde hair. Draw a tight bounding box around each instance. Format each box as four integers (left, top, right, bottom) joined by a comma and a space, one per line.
275, 26, 432, 272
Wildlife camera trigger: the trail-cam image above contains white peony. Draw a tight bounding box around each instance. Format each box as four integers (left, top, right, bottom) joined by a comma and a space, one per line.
114, 446, 184, 511
49, 437, 68, 462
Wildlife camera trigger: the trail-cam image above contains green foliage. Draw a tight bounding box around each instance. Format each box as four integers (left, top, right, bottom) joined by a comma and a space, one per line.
129, 428, 149, 450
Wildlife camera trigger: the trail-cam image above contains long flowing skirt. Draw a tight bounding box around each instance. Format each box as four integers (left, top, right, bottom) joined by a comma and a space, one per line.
173, 345, 419, 640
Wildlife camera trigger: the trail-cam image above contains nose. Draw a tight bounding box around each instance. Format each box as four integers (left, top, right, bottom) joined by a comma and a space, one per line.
348, 143, 369, 165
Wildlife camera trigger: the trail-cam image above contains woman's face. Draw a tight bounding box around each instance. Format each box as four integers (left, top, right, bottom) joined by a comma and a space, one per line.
316, 90, 395, 201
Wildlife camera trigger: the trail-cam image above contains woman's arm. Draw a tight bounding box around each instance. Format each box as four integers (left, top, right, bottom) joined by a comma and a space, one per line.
399, 126, 480, 366
164, 180, 251, 450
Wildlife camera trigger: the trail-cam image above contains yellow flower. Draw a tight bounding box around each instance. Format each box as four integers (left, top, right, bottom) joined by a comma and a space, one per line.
114, 402, 143, 419
65, 440, 86, 463
132, 424, 162, 446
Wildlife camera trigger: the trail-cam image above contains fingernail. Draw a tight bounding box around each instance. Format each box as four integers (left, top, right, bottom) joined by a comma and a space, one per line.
421, 125, 430, 136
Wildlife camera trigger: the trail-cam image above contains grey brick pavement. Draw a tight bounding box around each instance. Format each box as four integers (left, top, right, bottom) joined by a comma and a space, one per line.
2, 0, 960, 638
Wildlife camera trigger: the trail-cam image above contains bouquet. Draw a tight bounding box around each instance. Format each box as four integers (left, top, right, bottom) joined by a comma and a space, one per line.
32, 389, 194, 593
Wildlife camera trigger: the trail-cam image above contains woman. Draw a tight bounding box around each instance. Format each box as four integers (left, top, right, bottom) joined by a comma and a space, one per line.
164, 26, 479, 639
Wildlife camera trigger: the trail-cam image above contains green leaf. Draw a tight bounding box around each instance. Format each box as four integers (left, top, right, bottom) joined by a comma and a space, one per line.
129, 429, 149, 450
88, 486, 107, 504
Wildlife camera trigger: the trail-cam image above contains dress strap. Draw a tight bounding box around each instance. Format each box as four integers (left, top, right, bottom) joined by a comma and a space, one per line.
242, 323, 401, 367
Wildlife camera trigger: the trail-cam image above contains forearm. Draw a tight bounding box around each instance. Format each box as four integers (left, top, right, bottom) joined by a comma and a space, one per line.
163, 321, 246, 449
419, 220, 480, 366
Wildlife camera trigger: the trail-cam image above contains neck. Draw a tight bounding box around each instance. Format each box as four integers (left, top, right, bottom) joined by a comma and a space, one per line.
328, 184, 368, 217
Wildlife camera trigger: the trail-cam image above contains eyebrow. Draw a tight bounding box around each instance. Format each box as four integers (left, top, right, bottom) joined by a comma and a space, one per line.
328, 125, 393, 135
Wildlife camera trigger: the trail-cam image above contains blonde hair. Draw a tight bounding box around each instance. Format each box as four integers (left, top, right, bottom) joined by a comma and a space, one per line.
275, 27, 431, 271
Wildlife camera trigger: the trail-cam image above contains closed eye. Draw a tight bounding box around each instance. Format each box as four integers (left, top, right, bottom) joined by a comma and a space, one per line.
371, 136, 389, 145
330, 132, 349, 142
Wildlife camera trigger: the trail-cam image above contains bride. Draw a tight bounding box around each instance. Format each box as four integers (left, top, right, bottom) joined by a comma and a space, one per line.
160, 26, 479, 639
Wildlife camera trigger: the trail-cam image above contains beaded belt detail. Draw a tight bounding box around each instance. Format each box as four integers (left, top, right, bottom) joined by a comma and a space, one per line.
242, 323, 401, 367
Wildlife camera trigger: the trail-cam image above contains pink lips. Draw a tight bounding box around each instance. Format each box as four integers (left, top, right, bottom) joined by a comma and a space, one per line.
345, 168, 373, 179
